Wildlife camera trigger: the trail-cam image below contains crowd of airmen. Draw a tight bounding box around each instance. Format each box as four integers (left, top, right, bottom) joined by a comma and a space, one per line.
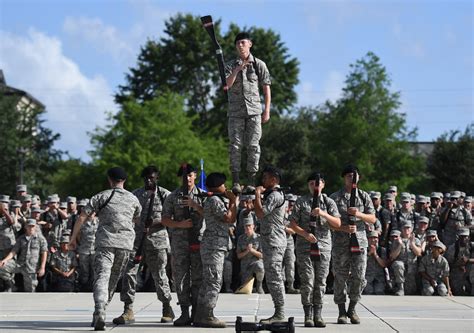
1, 29, 472, 332
0, 164, 473, 330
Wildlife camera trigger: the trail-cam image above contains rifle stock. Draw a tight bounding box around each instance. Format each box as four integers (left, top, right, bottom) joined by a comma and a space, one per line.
201, 15, 228, 91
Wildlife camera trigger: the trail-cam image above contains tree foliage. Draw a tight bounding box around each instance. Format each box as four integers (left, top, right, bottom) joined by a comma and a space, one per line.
427, 124, 474, 192
312, 52, 425, 193
88, 92, 228, 192
261, 52, 426, 194
115, 13, 299, 134
0, 93, 62, 197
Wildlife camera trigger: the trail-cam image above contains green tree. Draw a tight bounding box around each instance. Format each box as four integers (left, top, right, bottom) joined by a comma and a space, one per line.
427, 124, 474, 192
49, 159, 104, 199
259, 53, 428, 195
89, 92, 228, 191
0, 94, 62, 197
115, 13, 299, 133
260, 107, 317, 193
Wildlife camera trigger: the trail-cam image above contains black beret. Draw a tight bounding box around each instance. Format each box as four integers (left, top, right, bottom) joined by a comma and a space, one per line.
140, 165, 159, 178
107, 167, 127, 181
341, 164, 359, 177
307, 171, 324, 182
262, 165, 282, 181
205, 172, 227, 188
177, 164, 197, 177
234, 32, 251, 44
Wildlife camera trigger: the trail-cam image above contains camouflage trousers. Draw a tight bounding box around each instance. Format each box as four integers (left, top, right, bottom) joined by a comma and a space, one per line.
364, 274, 385, 295
421, 280, 448, 296
450, 268, 469, 296
332, 246, 367, 304
0, 259, 38, 292
120, 246, 171, 306
297, 250, 331, 306
391, 260, 418, 295
78, 252, 95, 286
262, 243, 285, 307
470, 268, 474, 296
93, 247, 130, 311
171, 239, 202, 307
241, 260, 264, 283
283, 244, 296, 286
197, 246, 226, 309
223, 250, 233, 289
228, 116, 262, 174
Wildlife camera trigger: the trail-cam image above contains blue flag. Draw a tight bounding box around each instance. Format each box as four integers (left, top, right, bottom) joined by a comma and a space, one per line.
197, 158, 207, 192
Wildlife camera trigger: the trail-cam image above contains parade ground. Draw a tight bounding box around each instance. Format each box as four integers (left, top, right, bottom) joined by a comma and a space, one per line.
0, 293, 473, 332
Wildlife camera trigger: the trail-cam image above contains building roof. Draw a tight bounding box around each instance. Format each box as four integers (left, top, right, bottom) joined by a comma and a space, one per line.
0, 70, 45, 109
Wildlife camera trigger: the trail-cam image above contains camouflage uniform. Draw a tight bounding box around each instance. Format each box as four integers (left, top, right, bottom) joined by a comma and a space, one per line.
364, 246, 387, 295
236, 208, 257, 240
42, 210, 65, 250
441, 206, 472, 247
0, 212, 17, 260
419, 254, 450, 296
84, 188, 141, 312
0, 232, 48, 291
330, 188, 375, 305
236, 232, 264, 283
282, 209, 296, 290
76, 216, 98, 289
225, 54, 271, 178
393, 210, 420, 231
50, 249, 77, 291
390, 237, 421, 295
445, 241, 471, 295
162, 186, 204, 309
120, 186, 172, 308
260, 189, 287, 308
289, 193, 340, 306
223, 235, 235, 292
197, 195, 231, 309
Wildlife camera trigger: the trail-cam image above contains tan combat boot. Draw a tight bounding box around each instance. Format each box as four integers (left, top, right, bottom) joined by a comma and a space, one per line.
303, 305, 314, 327
112, 308, 135, 325
337, 303, 348, 324
347, 301, 360, 324
197, 308, 226, 328
259, 305, 285, 324
173, 305, 192, 326
161, 302, 175, 323
314, 304, 326, 327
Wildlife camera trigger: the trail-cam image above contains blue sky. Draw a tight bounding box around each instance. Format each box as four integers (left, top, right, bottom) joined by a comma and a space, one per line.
1, 0, 472, 161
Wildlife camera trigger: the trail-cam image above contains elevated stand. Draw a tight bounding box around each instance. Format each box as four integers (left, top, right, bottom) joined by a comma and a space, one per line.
235, 316, 295, 333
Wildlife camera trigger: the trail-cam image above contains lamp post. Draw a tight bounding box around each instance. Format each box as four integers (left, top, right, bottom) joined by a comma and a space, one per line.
17, 147, 27, 184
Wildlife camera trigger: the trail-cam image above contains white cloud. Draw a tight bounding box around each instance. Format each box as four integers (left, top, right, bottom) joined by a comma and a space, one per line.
63, 1, 171, 67
391, 22, 426, 60
323, 71, 344, 102
0, 28, 116, 160
64, 16, 135, 65
297, 71, 344, 107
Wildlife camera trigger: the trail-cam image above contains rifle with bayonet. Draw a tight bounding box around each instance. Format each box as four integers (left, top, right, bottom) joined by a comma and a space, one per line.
349, 171, 362, 255
309, 174, 321, 261
134, 188, 155, 264
180, 163, 201, 253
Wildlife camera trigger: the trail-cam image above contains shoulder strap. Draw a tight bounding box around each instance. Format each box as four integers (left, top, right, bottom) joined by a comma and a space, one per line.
322, 193, 329, 210
252, 59, 260, 81
357, 189, 367, 207
156, 187, 165, 206
98, 189, 116, 212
